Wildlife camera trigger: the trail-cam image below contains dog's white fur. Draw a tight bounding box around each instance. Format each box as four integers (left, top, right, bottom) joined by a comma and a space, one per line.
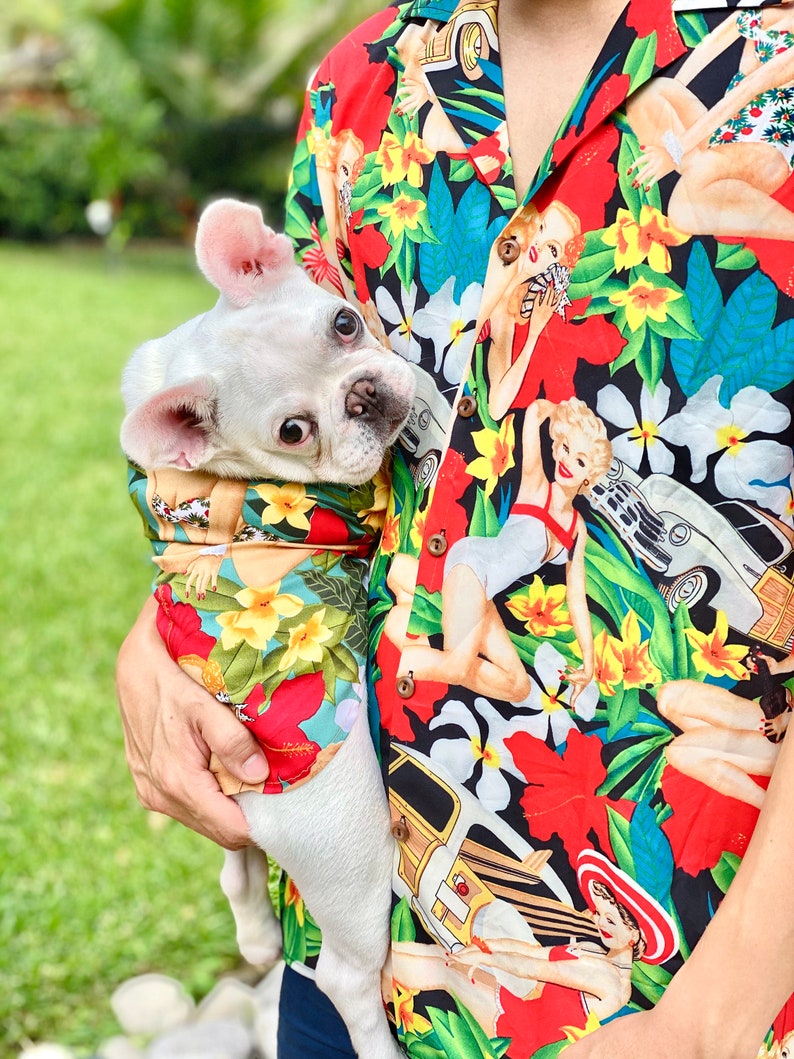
121, 199, 414, 1059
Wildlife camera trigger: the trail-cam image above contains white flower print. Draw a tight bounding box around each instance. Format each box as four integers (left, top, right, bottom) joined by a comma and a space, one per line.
658, 376, 793, 507
375, 281, 421, 362
511, 641, 599, 747
597, 379, 675, 474
429, 696, 526, 812
411, 277, 482, 384
758, 468, 794, 528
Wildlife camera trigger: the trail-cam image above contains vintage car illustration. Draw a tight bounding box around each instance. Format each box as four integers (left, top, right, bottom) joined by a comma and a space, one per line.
421, 0, 498, 78
589, 459, 794, 651
388, 743, 600, 954
398, 366, 454, 489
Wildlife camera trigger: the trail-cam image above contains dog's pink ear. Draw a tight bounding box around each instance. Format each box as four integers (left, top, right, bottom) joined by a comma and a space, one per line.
195, 198, 295, 307
121, 378, 217, 470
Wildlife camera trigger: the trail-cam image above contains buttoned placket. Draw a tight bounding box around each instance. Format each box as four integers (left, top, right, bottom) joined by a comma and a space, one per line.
393, 0, 690, 703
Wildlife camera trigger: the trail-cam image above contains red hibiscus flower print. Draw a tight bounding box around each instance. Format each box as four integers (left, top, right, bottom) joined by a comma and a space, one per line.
240, 672, 326, 792
660, 765, 763, 876
155, 582, 215, 664
507, 728, 633, 863
626, 0, 687, 69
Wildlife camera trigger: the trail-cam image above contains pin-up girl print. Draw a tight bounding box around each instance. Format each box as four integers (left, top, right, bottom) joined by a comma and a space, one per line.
483, 201, 585, 420
626, 8, 794, 242
658, 646, 794, 809
386, 397, 612, 706
393, 850, 679, 1054
313, 127, 366, 279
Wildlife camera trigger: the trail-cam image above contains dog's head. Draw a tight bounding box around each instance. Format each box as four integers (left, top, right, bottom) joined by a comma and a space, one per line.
121, 199, 415, 485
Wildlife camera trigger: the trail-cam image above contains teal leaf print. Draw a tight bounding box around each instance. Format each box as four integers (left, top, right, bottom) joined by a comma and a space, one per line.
709, 270, 778, 405
422, 166, 500, 299
746, 318, 794, 397
671, 249, 794, 405
629, 801, 674, 908
669, 240, 723, 397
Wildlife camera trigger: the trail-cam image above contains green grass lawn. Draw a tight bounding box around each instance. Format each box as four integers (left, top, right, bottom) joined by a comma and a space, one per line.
0, 241, 247, 1055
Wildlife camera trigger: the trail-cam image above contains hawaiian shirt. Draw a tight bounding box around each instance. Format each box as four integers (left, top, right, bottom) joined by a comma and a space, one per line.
286, 1, 794, 1055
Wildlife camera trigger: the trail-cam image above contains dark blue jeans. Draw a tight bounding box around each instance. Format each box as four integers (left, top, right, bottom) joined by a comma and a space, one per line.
277, 964, 356, 1058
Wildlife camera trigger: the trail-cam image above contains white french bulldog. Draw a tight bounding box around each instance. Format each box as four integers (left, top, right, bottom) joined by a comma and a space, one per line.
121, 198, 414, 1059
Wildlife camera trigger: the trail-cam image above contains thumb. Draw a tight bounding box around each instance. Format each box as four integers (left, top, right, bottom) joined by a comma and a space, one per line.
201, 708, 269, 784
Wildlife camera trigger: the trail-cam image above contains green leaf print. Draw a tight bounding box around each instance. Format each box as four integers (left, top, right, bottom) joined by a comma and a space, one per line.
167, 572, 242, 613
711, 850, 741, 894
598, 730, 671, 803
714, 242, 757, 272
406, 585, 443, 638
616, 130, 663, 218
425, 1004, 510, 1059
606, 805, 635, 875
302, 565, 367, 656
624, 31, 658, 93
630, 960, 673, 1007
391, 896, 417, 943
675, 12, 710, 48
567, 235, 618, 296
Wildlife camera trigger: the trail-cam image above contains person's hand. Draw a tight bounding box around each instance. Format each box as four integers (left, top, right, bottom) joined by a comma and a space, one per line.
627, 143, 676, 190
115, 596, 269, 848
184, 552, 224, 599
563, 665, 592, 709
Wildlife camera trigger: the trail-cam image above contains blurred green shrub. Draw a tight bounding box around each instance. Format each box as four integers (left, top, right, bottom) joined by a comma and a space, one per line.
0, 0, 380, 240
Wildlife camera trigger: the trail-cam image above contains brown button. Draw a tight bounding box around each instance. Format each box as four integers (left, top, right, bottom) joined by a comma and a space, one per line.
396, 674, 416, 698
426, 533, 447, 557
392, 820, 411, 842
457, 395, 478, 418
497, 235, 521, 264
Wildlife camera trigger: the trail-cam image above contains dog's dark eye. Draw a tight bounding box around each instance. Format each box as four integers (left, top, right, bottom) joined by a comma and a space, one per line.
279, 418, 312, 445
334, 308, 361, 339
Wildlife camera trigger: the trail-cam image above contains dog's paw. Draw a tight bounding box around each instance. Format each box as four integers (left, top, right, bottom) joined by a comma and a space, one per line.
238, 936, 283, 968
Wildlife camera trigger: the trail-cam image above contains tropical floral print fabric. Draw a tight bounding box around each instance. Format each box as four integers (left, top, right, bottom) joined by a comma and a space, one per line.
129, 463, 385, 795
285, 1, 794, 1054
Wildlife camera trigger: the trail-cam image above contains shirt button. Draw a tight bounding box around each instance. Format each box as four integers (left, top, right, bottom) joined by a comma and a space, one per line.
392, 820, 411, 842
426, 533, 448, 557
457, 395, 478, 418
396, 674, 416, 698
497, 235, 521, 264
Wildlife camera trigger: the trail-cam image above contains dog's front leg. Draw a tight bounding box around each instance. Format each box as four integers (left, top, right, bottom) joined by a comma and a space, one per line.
219, 846, 282, 966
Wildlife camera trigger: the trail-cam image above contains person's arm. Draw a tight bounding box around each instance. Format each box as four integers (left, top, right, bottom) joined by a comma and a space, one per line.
673, 12, 742, 88
566, 725, 794, 1059
116, 596, 268, 848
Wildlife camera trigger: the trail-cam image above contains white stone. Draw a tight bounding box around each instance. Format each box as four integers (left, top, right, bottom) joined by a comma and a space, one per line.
146, 1019, 253, 1059
96, 1038, 146, 1059
111, 974, 195, 1036
253, 961, 283, 1059
195, 977, 258, 1026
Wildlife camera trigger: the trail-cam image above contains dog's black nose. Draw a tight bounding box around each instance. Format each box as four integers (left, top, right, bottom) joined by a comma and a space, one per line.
345, 378, 383, 420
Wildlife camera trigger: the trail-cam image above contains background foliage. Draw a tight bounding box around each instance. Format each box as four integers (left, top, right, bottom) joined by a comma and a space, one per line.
0, 0, 382, 1053
0, 0, 381, 239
